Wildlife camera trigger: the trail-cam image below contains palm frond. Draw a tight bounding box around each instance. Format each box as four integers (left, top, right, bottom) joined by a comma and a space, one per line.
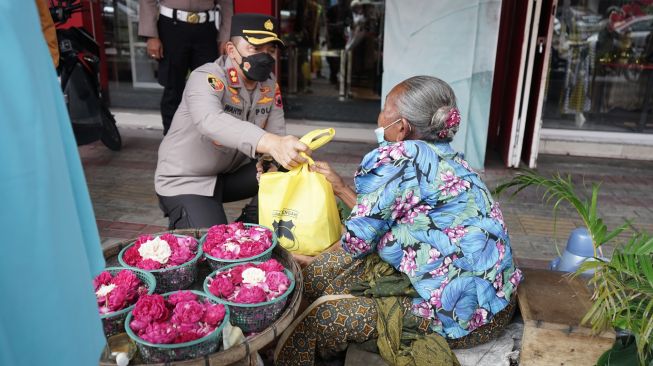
495, 170, 653, 364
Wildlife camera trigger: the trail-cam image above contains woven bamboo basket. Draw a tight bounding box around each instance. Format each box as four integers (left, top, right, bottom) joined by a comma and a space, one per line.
99, 228, 303, 366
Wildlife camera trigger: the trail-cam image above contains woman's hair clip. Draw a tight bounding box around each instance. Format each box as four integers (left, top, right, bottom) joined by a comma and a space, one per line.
436, 107, 460, 139
445, 108, 461, 128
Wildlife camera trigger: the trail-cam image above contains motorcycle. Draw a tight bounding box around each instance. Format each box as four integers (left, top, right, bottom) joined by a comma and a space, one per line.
50, 0, 121, 150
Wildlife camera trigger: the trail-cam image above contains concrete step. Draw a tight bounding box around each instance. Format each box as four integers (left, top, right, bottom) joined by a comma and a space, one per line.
111, 108, 377, 144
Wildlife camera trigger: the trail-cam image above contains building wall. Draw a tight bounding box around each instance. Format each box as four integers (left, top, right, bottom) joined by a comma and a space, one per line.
382, 0, 502, 169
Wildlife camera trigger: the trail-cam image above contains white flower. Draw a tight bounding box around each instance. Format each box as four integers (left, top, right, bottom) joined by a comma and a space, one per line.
138, 237, 172, 264
224, 241, 240, 254
96, 283, 116, 297
241, 267, 266, 285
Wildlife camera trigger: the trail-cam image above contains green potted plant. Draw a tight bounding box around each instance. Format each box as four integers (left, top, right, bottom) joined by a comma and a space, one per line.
494, 170, 653, 365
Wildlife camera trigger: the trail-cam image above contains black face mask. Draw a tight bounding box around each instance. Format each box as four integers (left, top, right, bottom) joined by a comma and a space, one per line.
237, 51, 276, 82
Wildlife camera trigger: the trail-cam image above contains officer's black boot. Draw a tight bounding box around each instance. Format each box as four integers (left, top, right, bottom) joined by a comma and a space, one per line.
234, 196, 258, 224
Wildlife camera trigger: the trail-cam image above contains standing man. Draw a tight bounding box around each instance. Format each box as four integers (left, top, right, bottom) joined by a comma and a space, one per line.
139, 0, 234, 135
155, 13, 310, 230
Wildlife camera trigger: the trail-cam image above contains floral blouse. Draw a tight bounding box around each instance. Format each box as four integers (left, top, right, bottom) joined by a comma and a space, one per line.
342, 140, 523, 339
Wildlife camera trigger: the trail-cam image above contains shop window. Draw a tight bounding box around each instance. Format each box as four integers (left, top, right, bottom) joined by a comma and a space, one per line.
542, 0, 653, 133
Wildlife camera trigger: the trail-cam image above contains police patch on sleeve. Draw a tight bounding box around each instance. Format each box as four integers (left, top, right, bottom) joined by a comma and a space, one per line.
274, 83, 283, 108
207, 74, 224, 92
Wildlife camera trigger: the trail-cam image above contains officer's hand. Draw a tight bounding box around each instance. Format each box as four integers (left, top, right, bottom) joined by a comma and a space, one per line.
147, 38, 163, 60
257, 134, 311, 170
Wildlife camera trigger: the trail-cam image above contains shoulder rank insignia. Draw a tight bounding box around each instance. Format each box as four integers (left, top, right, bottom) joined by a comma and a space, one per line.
207, 74, 224, 92
227, 68, 239, 86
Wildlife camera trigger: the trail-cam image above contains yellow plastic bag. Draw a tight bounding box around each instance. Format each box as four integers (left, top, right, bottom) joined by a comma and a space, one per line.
258, 128, 342, 256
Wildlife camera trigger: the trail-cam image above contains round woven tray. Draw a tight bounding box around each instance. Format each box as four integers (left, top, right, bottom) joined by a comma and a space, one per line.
99, 228, 303, 366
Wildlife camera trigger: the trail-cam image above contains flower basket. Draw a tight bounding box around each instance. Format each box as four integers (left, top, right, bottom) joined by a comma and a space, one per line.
124, 290, 229, 363
118, 234, 202, 293
98, 267, 156, 338
203, 261, 295, 334
200, 223, 277, 271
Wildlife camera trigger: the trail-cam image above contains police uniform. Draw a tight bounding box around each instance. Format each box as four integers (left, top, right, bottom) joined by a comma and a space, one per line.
138, 0, 234, 135
155, 14, 285, 229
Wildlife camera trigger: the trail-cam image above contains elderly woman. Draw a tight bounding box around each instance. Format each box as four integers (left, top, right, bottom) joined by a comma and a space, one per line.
274, 76, 522, 365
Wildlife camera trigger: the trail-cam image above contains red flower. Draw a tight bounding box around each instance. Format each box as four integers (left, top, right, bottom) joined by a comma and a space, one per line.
234, 286, 267, 304
159, 233, 179, 246
208, 275, 235, 298
203, 223, 271, 259
122, 246, 142, 266
107, 286, 129, 312
129, 318, 149, 332
202, 303, 226, 326
140, 321, 177, 344
168, 243, 193, 266
258, 259, 285, 273
265, 271, 290, 294
140, 259, 163, 270
239, 241, 266, 258
167, 290, 197, 305
93, 271, 113, 290
133, 294, 169, 323
173, 322, 201, 343
171, 300, 205, 325
111, 270, 141, 292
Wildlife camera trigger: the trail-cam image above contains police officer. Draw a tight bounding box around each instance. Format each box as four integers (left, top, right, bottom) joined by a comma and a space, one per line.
139, 0, 233, 135
155, 13, 310, 230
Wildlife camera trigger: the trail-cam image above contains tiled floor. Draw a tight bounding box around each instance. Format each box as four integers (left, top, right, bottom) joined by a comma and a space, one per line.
81, 126, 653, 265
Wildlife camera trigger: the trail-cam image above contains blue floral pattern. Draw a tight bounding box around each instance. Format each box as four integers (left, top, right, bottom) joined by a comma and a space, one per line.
342, 140, 522, 339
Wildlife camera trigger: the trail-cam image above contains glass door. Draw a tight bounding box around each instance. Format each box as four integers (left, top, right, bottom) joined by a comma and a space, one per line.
278, 0, 384, 123
101, 0, 162, 109
541, 0, 653, 134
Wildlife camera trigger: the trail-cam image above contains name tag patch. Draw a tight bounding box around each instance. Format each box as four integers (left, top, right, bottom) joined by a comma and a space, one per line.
224, 104, 243, 116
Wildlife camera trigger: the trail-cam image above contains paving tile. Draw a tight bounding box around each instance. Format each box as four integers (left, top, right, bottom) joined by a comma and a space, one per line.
514, 257, 550, 270
101, 237, 125, 250
107, 221, 147, 231
139, 225, 168, 235
96, 219, 113, 229
99, 228, 141, 239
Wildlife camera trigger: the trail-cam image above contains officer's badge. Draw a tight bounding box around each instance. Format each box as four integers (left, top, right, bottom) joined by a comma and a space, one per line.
228, 86, 238, 95
264, 19, 274, 31
231, 94, 241, 104
259, 86, 271, 94
228, 68, 239, 86
274, 83, 283, 108
207, 74, 224, 92
257, 96, 273, 104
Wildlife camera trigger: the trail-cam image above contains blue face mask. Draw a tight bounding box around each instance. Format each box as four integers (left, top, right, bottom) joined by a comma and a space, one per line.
374, 118, 402, 145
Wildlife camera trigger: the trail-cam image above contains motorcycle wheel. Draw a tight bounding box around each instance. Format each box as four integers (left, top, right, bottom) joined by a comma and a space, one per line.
100, 104, 122, 151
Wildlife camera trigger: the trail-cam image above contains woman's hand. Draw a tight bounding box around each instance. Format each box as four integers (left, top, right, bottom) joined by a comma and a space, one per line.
255, 155, 278, 182
310, 161, 346, 193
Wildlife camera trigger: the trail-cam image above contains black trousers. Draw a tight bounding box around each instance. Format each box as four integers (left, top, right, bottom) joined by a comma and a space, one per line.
158, 160, 259, 230
157, 15, 218, 135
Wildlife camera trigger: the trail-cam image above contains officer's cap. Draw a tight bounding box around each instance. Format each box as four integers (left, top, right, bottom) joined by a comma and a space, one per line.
230, 13, 284, 47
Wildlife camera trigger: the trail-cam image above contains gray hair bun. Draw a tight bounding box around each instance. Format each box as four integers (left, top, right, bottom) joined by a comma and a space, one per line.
432, 106, 458, 141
